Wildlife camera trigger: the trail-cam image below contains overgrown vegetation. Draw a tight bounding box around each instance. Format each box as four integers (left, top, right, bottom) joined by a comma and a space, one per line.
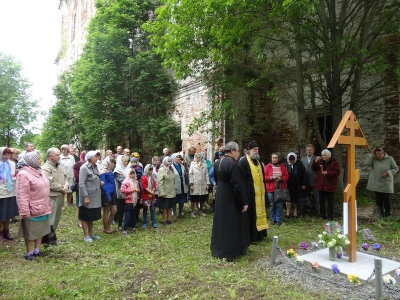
1, 201, 399, 299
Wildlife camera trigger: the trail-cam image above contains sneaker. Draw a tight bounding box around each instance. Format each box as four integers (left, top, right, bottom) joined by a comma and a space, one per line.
122, 231, 128, 235
118, 226, 123, 231
191, 212, 195, 218
131, 228, 137, 233
84, 236, 93, 243
199, 211, 206, 216
24, 253, 35, 261
152, 223, 157, 228
90, 235, 101, 240
141, 224, 147, 229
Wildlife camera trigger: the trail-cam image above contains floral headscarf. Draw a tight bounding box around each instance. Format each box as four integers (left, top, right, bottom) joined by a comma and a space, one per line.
18, 151, 41, 169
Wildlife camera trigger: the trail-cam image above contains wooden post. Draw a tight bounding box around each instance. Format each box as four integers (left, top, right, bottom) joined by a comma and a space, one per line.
327, 111, 369, 262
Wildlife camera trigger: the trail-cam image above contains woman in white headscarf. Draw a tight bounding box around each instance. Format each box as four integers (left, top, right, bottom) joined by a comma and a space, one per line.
157, 157, 176, 225
0, 147, 18, 241
189, 153, 210, 218
78, 150, 103, 242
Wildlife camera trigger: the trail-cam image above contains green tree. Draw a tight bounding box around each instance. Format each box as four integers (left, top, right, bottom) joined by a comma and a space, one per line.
69, 0, 179, 150
0, 53, 38, 147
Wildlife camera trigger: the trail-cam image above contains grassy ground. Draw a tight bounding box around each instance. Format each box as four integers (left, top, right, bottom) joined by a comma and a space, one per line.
1, 200, 399, 300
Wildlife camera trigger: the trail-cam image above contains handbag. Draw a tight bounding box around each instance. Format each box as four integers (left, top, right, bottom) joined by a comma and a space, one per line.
41, 226, 57, 245
274, 182, 290, 203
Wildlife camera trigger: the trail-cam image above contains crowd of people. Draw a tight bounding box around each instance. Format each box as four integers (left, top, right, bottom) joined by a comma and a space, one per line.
0, 141, 397, 261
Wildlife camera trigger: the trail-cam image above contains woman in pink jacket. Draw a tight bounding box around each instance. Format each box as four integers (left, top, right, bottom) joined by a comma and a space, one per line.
16, 151, 52, 261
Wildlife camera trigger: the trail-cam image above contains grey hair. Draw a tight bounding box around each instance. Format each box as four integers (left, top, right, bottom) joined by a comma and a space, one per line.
46, 147, 60, 158
321, 149, 332, 157
224, 141, 239, 153
60, 144, 69, 150
24, 142, 34, 148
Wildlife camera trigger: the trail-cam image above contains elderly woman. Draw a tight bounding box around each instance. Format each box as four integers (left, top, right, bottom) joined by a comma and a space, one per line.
157, 157, 176, 225
99, 155, 117, 234
189, 153, 210, 218
114, 155, 130, 231
16, 151, 52, 260
171, 153, 188, 220
0, 147, 18, 241
311, 149, 340, 220
78, 150, 103, 242
365, 147, 398, 217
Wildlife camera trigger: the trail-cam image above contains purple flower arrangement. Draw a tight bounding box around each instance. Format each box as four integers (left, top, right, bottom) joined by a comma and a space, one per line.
331, 264, 340, 274
362, 243, 369, 251
300, 242, 308, 250
372, 243, 381, 251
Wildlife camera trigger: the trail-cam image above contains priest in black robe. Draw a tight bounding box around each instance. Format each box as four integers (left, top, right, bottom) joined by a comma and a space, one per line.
211, 141, 250, 259
238, 140, 268, 242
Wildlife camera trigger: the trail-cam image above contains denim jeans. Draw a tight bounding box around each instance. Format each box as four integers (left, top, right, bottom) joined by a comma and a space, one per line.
268, 192, 283, 223
142, 205, 156, 225
123, 208, 137, 231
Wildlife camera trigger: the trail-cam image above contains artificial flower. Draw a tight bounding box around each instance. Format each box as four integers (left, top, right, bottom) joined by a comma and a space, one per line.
295, 257, 304, 263
395, 268, 400, 277
300, 242, 308, 250
383, 274, 396, 285
318, 222, 350, 250
372, 243, 381, 251
311, 242, 319, 249
311, 261, 319, 269
362, 243, 369, 251
331, 264, 340, 274
286, 249, 297, 258
348, 274, 361, 285
336, 251, 342, 259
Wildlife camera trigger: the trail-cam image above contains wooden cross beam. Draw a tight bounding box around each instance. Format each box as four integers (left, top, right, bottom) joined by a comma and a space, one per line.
327, 111, 369, 262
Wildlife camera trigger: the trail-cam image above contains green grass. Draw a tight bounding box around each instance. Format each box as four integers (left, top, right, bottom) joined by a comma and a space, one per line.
1, 203, 399, 299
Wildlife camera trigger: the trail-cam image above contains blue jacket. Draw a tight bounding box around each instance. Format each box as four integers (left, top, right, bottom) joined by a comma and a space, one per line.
100, 171, 116, 200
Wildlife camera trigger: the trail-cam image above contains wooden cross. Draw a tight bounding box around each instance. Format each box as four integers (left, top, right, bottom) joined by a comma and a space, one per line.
327, 111, 369, 262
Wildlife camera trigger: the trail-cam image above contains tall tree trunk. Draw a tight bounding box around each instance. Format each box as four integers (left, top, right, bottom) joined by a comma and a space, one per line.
293, 18, 306, 157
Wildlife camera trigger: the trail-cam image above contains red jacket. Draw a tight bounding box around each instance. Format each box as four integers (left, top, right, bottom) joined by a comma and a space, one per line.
264, 163, 289, 192
141, 175, 157, 201
311, 158, 340, 192
16, 166, 52, 217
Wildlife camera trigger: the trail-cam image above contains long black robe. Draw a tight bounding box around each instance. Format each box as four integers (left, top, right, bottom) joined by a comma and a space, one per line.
211, 155, 250, 259
238, 156, 267, 242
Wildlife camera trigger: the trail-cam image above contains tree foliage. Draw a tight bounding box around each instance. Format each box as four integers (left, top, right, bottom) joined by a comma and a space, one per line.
0, 53, 38, 147
146, 0, 400, 151
40, 0, 180, 152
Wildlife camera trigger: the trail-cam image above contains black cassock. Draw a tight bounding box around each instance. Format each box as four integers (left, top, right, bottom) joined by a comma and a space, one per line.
211, 156, 250, 259
238, 157, 267, 242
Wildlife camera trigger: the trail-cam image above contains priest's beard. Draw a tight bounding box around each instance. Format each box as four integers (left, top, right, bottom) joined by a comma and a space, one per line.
250, 152, 260, 161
